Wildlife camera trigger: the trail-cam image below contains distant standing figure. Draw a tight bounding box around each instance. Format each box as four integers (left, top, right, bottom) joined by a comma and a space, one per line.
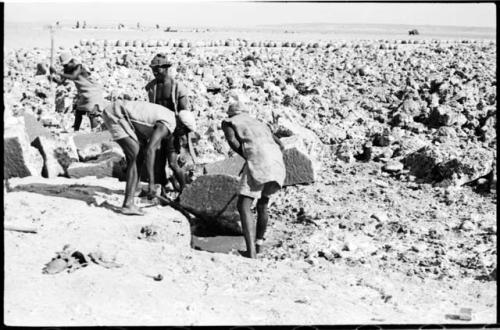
50, 52, 106, 131
221, 101, 286, 258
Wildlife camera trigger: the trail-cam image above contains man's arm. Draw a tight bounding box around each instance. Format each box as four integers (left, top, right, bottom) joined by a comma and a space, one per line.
177, 95, 189, 111
145, 122, 171, 195
222, 121, 244, 158
145, 79, 156, 103
166, 143, 186, 192
48, 73, 65, 84
176, 82, 190, 111
272, 134, 285, 152
58, 65, 82, 80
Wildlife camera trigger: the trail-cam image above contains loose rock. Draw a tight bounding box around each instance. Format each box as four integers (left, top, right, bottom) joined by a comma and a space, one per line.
179, 174, 241, 234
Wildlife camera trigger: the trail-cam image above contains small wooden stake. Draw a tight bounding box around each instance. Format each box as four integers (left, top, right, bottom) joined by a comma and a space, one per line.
4, 224, 38, 234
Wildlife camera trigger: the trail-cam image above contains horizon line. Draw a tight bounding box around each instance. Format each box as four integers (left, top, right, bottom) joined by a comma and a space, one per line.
5, 21, 496, 30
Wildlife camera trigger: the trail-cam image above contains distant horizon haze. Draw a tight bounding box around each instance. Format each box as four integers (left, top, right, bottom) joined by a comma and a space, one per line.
4, 2, 496, 28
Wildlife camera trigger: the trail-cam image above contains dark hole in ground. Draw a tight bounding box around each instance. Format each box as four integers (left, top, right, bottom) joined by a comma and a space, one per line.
189, 217, 246, 254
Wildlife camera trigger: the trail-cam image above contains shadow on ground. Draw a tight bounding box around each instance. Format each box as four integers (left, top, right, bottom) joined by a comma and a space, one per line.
189, 219, 245, 254
11, 182, 246, 255
11, 183, 124, 213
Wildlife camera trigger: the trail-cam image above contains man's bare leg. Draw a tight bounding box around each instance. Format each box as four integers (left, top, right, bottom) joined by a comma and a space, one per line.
256, 195, 270, 254
237, 195, 256, 258
116, 137, 143, 215
135, 147, 145, 196
73, 109, 84, 131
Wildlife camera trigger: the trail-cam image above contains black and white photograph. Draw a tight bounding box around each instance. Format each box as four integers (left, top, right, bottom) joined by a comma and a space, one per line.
3, 0, 497, 326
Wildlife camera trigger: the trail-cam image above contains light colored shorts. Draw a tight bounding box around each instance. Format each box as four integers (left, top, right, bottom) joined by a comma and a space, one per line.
102, 110, 138, 142
238, 165, 281, 199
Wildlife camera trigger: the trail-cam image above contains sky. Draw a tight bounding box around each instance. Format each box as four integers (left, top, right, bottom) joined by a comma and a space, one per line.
3, 1, 497, 28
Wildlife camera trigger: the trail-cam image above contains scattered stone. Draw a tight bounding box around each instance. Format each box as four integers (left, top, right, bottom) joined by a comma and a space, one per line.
460, 220, 475, 232
72, 131, 114, 150
137, 225, 160, 242
67, 151, 126, 179
179, 174, 242, 234
4, 117, 43, 178
433, 147, 494, 186
283, 147, 315, 186
203, 154, 245, 177
78, 143, 104, 162
328, 125, 348, 144
31, 136, 65, 178
275, 116, 324, 159
427, 105, 467, 127
382, 160, 404, 173
370, 212, 389, 223
403, 145, 443, 179
372, 129, 392, 147
23, 113, 53, 143
335, 143, 355, 163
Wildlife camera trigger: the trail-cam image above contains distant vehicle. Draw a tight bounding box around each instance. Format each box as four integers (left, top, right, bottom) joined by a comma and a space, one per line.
164, 27, 178, 32
408, 29, 419, 35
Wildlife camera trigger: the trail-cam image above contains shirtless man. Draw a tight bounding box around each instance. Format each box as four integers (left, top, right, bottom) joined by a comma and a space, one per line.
96, 100, 196, 215
145, 53, 194, 192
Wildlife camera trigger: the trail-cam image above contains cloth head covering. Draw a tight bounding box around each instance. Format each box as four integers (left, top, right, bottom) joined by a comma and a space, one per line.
150, 53, 172, 67
59, 52, 72, 65
227, 90, 250, 117
227, 101, 249, 117
178, 110, 196, 132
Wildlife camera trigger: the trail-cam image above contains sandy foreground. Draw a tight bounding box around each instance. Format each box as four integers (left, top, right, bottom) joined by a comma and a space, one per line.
4, 176, 496, 326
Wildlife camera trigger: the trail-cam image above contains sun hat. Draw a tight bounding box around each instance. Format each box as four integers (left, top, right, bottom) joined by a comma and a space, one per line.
150, 53, 172, 67
178, 110, 197, 132
227, 101, 249, 117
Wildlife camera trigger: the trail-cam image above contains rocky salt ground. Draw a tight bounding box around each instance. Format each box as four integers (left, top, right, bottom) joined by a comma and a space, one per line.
4, 176, 496, 325
3, 38, 497, 325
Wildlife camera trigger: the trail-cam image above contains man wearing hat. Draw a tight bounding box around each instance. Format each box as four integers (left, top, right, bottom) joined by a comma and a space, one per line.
145, 53, 195, 192
145, 53, 189, 114
97, 99, 197, 215
221, 98, 286, 258
50, 52, 106, 131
